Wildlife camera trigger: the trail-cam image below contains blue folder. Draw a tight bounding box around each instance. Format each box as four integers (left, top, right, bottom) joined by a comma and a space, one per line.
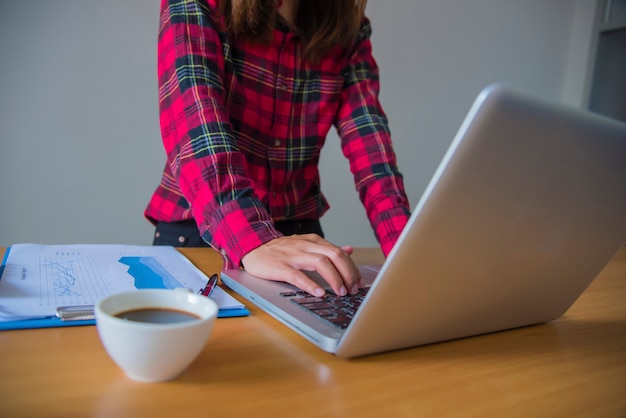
0, 246, 250, 331
0, 307, 250, 331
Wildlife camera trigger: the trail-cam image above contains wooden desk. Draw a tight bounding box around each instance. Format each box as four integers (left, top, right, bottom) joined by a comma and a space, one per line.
0, 247, 625, 417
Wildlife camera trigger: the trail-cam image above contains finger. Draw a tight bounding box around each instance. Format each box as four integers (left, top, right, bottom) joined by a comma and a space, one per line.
281, 268, 327, 296
340, 245, 354, 255
303, 237, 361, 294
270, 265, 327, 297
287, 251, 348, 296
338, 246, 366, 288
304, 242, 361, 294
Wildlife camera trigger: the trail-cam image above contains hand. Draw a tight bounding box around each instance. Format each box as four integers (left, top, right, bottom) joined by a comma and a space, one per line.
240, 234, 362, 297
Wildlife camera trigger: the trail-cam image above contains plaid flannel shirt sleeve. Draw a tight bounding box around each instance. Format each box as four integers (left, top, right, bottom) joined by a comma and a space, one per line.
158, 0, 281, 268
335, 21, 411, 256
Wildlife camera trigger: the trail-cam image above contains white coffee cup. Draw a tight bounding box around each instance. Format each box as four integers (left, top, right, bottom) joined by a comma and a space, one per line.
95, 288, 218, 382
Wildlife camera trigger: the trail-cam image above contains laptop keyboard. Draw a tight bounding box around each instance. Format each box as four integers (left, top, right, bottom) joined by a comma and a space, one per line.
280, 287, 370, 329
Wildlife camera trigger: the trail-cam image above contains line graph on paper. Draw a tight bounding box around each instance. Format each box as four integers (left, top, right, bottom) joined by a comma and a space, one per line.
39, 252, 110, 307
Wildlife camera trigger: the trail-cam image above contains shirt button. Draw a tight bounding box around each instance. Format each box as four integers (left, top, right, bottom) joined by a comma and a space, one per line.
155, 232, 160, 239
272, 192, 277, 198
274, 139, 281, 146
178, 236, 185, 243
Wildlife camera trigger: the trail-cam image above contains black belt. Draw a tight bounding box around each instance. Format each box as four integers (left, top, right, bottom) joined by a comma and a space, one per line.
153, 219, 324, 247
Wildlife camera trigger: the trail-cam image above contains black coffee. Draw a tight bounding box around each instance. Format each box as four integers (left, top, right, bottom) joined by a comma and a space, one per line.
114, 308, 201, 324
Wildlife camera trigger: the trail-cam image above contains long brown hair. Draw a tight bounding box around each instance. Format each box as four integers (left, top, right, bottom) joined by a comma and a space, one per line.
217, 0, 368, 61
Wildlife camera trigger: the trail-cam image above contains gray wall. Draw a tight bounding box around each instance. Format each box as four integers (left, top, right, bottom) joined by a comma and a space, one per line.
0, 0, 598, 248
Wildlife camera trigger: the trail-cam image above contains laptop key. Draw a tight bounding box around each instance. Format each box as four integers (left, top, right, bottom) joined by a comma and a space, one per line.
289, 287, 370, 329
300, 302, 334, 310
292, 297, 326, 304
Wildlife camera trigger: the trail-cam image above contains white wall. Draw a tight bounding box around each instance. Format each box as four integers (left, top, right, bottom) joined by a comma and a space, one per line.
0, 0, 598, 248
0, 0, 163, 245
320, 0, 599, 247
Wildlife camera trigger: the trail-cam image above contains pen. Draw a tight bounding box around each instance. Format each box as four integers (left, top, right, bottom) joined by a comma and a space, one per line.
199, 274, 219, 298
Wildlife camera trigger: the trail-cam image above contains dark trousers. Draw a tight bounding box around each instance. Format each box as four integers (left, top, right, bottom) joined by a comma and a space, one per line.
153, 219, 324, 248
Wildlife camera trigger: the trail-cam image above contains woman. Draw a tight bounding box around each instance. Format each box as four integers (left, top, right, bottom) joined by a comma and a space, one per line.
145, 0, 411, 297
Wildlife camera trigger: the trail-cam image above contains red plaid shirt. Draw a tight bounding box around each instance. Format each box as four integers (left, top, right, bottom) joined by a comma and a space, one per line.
145, 0, 411, 268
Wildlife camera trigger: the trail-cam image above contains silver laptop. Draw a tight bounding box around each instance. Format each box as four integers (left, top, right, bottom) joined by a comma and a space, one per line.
221, 84, 626, 358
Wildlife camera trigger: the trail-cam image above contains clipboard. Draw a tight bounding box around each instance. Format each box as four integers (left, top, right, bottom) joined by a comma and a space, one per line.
0, 244, 250, 331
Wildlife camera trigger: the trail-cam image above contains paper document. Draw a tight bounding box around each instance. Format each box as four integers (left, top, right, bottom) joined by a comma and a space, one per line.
0, 244, 245, 321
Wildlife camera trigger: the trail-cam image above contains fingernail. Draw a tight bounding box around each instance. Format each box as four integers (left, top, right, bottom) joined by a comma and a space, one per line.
351, 285, 359, 294
314, 288, 325, 297
339, 286, 347, 296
